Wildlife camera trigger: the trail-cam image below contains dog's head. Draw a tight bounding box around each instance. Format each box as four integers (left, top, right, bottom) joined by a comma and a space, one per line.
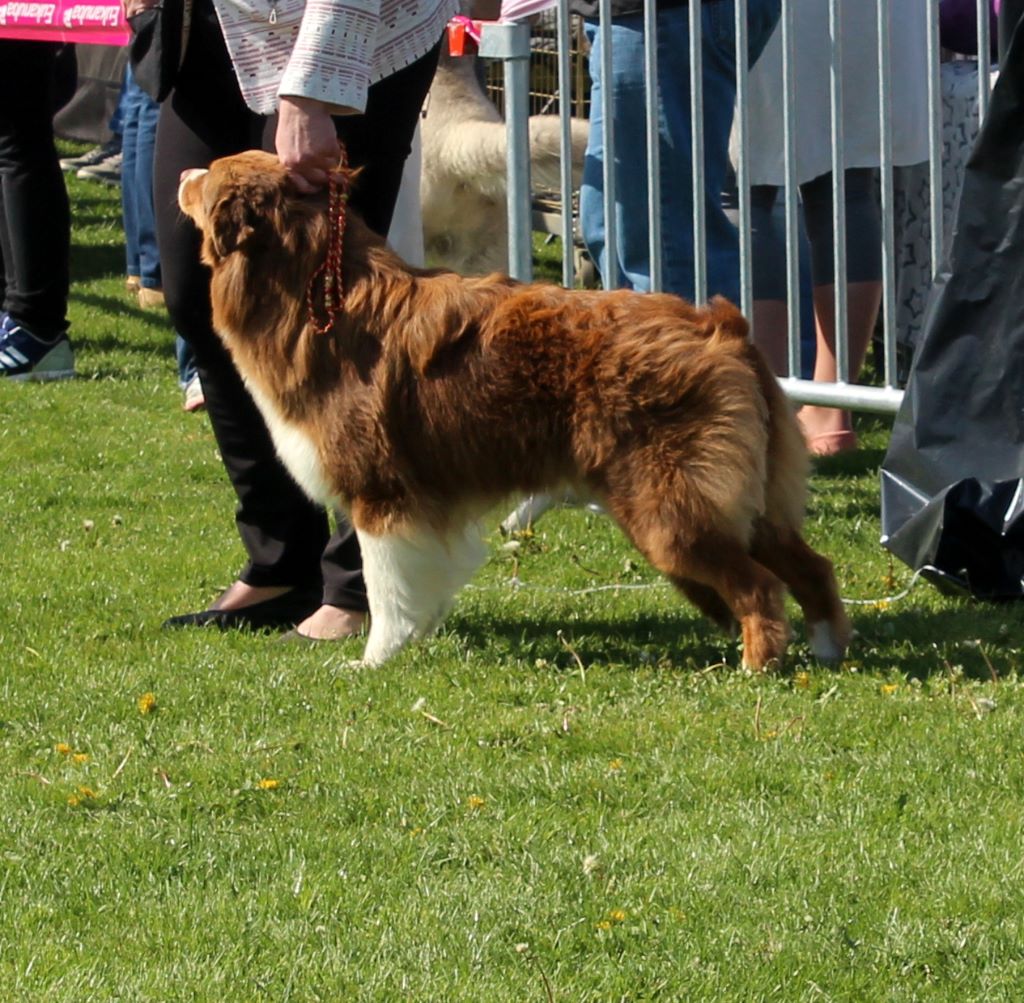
178, 150, 358, 265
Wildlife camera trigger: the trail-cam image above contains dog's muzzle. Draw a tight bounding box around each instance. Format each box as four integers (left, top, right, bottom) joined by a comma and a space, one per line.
177, 167, 208, 212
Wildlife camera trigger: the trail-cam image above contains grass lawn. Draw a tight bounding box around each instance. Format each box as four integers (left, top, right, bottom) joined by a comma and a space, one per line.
1, 158, 1023, 1002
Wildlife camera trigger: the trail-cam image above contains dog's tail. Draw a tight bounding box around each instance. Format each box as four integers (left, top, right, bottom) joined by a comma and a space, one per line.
526, 115, 589, 191
696, 296, 809, 531
746, 334, 810, 534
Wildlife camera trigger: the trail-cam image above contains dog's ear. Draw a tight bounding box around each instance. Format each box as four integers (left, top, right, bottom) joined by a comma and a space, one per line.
209, 179, 282, 257
210, 194, 256, 257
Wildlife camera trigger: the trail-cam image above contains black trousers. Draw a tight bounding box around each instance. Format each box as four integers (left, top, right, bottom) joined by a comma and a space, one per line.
0, 40, 76, 336
154, 0, 439, 610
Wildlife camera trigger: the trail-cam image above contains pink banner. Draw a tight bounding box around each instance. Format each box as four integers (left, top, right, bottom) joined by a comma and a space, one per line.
0, 0, 130, 45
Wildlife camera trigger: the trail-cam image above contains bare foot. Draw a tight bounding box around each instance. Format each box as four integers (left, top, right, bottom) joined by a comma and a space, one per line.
295, 604, 368, 640
211, 581, 294, 611
797, 405, 858, 457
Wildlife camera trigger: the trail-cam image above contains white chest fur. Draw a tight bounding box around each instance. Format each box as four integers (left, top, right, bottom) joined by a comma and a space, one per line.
244, 377, 335, 506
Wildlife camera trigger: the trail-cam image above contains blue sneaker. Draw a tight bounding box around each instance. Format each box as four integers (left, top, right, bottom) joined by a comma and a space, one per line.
0, 321, 75, 381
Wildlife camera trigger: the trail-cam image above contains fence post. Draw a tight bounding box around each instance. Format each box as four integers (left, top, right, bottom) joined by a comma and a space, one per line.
479, 21, 534, 281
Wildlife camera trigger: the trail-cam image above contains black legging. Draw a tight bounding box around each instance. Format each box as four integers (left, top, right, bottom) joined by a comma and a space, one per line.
750, 168, 882, 300
154, 0, 440, 610
0, 40, 76, 336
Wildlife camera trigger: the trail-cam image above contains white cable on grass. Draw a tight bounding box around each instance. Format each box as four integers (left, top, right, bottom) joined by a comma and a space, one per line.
467, 568, 928, 606
496, 501, 928, 608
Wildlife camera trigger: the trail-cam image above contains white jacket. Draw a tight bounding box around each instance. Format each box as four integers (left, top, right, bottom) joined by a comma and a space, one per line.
213, 0, 459, 115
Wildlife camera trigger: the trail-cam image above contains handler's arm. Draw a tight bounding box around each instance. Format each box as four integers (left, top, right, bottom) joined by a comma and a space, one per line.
275, 0, 382, 191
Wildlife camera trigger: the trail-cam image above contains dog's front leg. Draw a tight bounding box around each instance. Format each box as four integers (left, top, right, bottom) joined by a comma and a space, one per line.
355, 523, 487, 666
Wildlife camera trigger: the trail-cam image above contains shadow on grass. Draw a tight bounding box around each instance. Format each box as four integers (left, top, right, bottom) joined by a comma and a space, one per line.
451, 585, 1024, 680
71, 290, 173, 335
856, 598, 1024, 681
449, 608, 735, 671
70, 243, 125, 283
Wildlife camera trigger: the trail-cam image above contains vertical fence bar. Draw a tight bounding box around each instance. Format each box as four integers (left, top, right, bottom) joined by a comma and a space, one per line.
926, 0, 943, 280
644, 0, 662, 292
556, 0, 576, 287
598, 0, 620, 287
689, 0, 706, 303
780, 0, 800, 376
877, 0, 897, 387
828, 0, 848, 382
480, 23, 534, 282
734, 0, 752, 322
977, 0, 992, 122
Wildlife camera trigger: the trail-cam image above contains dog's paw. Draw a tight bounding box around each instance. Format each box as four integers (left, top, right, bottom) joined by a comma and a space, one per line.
807, 621, 847, 663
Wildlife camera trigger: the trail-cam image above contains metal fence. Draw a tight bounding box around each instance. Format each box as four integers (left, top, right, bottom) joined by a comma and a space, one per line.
479, 0, 1004, 416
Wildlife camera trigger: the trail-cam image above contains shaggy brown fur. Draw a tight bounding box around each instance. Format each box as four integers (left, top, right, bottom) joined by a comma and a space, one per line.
179, 150, 850, 669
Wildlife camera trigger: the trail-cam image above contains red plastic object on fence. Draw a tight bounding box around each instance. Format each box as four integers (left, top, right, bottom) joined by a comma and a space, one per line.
447, 14, 482, 56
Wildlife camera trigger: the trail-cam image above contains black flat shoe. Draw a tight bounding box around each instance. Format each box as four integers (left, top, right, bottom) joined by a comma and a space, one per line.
162, 586, 322, 632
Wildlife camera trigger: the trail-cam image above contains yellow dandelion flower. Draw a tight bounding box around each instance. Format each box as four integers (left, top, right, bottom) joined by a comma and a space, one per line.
257, 778, 280, 790
72, 753, 89, 763
77, 786, 97, 799
608, 909, 627, 923
880, 683, 898, 695
467, 795, 485, 810
137, 692, 157, 715
595, 920, 612, 931
55, 742, 72, 756
67, 795, 81, 807
794, 671, 811, 690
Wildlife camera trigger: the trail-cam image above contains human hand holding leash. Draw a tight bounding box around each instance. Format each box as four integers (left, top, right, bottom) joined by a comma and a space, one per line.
276, 96, 346, 194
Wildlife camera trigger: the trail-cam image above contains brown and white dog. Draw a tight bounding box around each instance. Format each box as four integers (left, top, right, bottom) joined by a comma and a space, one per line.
178, 150, 851, 669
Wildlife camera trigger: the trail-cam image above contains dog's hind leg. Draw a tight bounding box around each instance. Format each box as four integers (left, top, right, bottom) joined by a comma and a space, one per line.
670, 540, 789, 671
671, 579, 739, 638
750, 521, 852, 663
356, 522, 487, 666
614, 512, 790, 670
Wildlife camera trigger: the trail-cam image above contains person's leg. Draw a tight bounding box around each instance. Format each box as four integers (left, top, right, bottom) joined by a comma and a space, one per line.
175, 335, 198, 385
155, 4, 328, 623
749, 185, 791, 374
266, 41, 443, 640
578, 18, 654, 291
669, 0, 742, 303
0, 40, 70, 339
120, 67, 143, 288
580, 5, 746, 302
108, 70, 128, 145
671, 0, 780, 301
798, 168, 882, 453
132, 75, 163, 296
578, 20, 609, 286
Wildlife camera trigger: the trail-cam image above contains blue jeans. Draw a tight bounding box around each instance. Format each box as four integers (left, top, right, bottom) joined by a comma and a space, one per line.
120, 65, 161, 290
581, 0, 780, 302
121, 65, 197, 386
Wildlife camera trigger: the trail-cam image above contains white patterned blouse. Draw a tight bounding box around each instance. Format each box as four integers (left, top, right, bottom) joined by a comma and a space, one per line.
211, 0, 460, 115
